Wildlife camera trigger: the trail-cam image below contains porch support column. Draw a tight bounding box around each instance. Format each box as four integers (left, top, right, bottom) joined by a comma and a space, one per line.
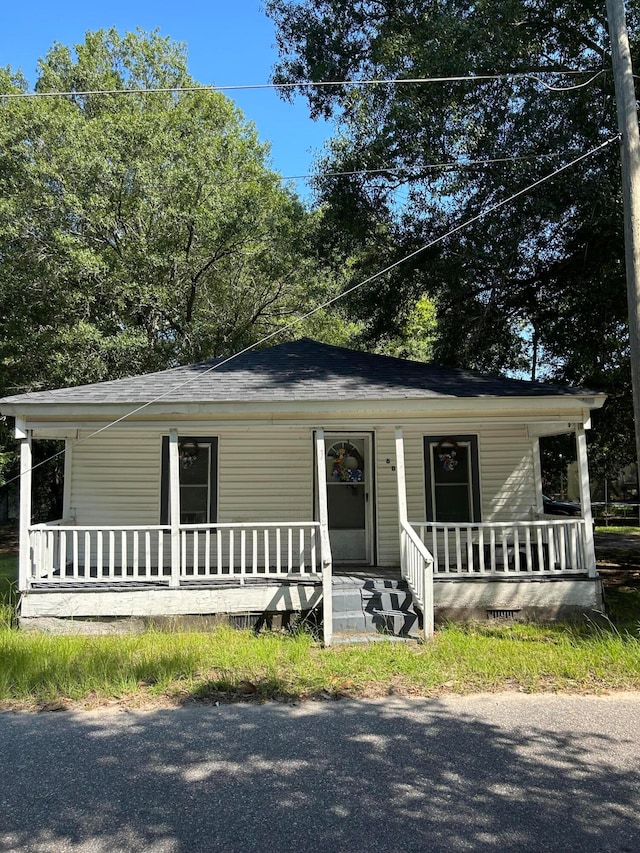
169, 428, 181, 588
575, 425, 597, 577
315, 429, 332, 647
395, 427, 433, 638
394, 427, 408, 529
62, 438, 74, 521
18, 425, 33, 592
531, 438, 544, 517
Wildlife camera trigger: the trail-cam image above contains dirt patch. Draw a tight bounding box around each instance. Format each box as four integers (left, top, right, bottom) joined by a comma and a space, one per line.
597, 563, 640, 589
595, 531, 640, 590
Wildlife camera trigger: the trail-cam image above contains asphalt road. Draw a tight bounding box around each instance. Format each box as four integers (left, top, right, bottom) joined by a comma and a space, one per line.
1, 694, 640, 852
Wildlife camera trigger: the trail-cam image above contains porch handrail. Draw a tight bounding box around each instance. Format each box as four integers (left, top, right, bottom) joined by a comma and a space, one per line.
29, 517, 76, 529
410, 519, 588, 528
26, 521, 325, 588
30, 524, 169, 532
400, 520, 434, 639
411, 519, 591, 576
318, 521, 333, 647
179, 521, 321, 529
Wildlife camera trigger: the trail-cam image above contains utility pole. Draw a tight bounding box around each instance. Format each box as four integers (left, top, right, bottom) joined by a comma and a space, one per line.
606, 0, 640, 475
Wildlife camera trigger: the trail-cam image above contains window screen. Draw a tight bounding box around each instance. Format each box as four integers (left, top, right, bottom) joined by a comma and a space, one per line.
424, 436, 481, 523
160, 436, 218, 524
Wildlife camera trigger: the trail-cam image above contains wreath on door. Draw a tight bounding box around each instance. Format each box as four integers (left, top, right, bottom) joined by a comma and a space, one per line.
178, 440, 199, 470
436, 438, 460, 472
327, 441, 364, 482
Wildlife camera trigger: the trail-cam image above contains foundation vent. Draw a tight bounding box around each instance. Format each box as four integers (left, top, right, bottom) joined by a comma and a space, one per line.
486, 608, 521, 620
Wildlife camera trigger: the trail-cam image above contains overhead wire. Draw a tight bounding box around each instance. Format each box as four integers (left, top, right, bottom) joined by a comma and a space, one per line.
282, 148, 586, 181
0, 133, 619, 489
15, 143, 602, 187
0, 69, 607, 99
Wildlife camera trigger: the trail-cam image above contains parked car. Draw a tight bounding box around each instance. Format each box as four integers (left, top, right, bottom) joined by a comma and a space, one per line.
542, 495, 581, 517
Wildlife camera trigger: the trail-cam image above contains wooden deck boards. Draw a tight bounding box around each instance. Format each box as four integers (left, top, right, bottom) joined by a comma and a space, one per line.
29, 566, 400, 592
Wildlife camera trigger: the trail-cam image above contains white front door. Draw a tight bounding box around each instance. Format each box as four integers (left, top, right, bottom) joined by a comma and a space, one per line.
323, 435, 372, 564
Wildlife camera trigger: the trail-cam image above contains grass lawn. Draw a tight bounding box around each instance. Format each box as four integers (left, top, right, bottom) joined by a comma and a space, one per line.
1, 530, 638, 710
1, 617, 639, 710
595, 526, 640, 535
0, 553, 17, 614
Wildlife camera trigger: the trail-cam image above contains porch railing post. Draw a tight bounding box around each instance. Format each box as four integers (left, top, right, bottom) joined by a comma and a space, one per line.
18, 423, 32, 592
531, 437, 544, 517
575, 425, 597, 577
315, 429, 333, 646
169, 428, 181, 587
423, 553, 434, 640
395, 427, 408, 581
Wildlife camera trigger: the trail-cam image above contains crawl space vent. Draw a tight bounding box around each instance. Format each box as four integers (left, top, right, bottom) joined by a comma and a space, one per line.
486, 608, 521, 620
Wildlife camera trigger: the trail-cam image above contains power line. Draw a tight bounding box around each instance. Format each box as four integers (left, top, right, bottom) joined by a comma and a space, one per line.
1, 69, 607, 100
0, 134, 618, 489
19, 145, 591, 187
282, 148, 586, 181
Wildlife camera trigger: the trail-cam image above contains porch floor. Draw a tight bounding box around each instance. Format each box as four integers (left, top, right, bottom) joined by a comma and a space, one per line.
333, 565, 402, 581
28, 566, 401, 592
28, 565, 596, 592
29, 575, 322, 592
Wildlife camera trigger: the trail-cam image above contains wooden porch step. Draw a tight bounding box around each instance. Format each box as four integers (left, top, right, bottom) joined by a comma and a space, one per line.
331, 574, 421, 639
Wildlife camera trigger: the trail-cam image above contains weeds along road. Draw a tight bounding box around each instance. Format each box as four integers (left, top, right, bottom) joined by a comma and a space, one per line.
1, 693, 639, 852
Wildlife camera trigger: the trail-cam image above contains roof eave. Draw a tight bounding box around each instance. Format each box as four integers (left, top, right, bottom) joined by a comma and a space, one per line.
0, 392, 607, 423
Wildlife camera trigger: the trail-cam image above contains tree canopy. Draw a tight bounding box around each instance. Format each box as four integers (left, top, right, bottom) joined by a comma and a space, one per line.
0, 28, 352, 503
267, 0, 638, 478
0, 28, 339, 399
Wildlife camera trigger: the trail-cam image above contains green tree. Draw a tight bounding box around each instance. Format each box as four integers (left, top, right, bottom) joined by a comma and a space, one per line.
0, 28, 343, 398
0, 28, 352, 504
267, 0, 637, 474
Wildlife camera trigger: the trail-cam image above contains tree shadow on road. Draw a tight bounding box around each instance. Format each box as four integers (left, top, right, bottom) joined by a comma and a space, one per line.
1, 694, 639, 852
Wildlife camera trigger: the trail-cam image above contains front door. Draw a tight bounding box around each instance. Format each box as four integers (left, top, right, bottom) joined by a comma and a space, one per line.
323, 435, 372, 564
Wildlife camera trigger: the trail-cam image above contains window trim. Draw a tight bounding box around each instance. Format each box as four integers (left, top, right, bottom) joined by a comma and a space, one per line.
160, 436, 218, 525
423, 435, 481, 523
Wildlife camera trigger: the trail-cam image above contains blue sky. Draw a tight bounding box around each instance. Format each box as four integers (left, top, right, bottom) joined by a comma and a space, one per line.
0, 0, 331, 199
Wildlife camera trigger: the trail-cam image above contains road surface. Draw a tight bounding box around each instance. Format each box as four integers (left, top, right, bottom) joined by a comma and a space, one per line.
1, 693, 639, 852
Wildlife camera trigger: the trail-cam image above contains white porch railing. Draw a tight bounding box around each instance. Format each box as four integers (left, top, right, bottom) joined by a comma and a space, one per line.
412, 519, 593, 576
178, 523, 322, 580
27, 521, 324, 588
400, 520, 435, 639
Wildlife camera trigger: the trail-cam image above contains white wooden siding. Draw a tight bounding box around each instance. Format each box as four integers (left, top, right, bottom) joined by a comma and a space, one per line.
479, 427, 536, 520
375, 427, 402, 567
71, 430, 162, 527
69, 421, 536, 568
72, 427, 314, 528
217, 428, 313, 523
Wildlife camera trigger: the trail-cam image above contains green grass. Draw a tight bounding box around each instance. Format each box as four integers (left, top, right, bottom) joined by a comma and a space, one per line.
0, 553, 18, 627
1, 620, 639, 709
0, 540, 638, 709
595, 526, 640, 536
0, 552, 17, 588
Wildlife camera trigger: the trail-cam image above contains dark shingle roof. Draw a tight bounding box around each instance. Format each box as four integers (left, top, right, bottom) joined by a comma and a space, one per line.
0, 338, 597, 407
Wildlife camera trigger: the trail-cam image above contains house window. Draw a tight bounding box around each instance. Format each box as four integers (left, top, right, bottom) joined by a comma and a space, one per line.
424, 436, 481, 523
160, 436, 218, 524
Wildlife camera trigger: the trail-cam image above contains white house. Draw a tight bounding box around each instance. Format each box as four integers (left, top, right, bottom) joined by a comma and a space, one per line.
0, 339, 607, 642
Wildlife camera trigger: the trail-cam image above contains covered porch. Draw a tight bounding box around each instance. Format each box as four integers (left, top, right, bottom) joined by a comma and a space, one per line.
18, 424, 600, 642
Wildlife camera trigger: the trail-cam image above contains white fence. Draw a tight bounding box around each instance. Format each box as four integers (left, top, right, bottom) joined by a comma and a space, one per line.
412, 519, 590, 576
27, 521, 323, 586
